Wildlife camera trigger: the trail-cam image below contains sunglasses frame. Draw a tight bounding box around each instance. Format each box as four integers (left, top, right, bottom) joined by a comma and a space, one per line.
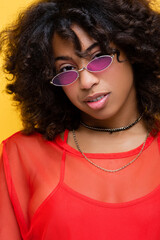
50, 54, 114, 87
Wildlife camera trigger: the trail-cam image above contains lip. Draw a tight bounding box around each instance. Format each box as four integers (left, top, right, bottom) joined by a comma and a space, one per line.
84, 92, 109, 102
84, 92, 110, 110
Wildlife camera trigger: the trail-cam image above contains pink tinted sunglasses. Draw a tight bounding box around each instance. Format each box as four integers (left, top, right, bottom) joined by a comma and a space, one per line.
50, 54, 114, 87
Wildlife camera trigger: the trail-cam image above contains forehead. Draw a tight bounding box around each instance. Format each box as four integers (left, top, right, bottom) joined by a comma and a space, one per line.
52, 25, 98, 57
71, 25, 96, 50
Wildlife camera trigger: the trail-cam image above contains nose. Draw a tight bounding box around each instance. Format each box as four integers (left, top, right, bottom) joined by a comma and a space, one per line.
78, 69, 100, 89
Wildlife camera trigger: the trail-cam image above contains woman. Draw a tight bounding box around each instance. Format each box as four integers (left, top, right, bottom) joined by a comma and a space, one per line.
0, 0, 160, 239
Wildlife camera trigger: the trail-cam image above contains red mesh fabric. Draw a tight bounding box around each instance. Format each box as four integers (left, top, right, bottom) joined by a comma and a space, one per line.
61, 131, 160, 203
1, 130, 160, 239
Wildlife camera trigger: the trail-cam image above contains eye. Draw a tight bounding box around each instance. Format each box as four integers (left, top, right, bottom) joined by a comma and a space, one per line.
59, 64, 76, 73
92, 52, 104, 59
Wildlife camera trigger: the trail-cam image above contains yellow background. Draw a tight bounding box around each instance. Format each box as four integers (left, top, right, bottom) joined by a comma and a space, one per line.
0, 0, 35, 142
0, 0, 160, 142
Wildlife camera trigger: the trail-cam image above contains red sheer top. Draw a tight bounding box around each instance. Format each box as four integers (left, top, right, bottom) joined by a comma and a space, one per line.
1, 130, 160, 239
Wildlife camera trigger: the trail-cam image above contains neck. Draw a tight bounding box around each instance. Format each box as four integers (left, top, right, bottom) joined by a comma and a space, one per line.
81, 109, 141, 130
80, 113, 143, 133
71, 118, 147, 154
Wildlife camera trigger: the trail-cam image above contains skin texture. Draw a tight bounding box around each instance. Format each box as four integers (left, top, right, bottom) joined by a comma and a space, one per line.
0, 2, 160, 239
53, 25, 147, 153
1, 0, 160, 139
52, 25, 159, 205
53, 25, 137, 126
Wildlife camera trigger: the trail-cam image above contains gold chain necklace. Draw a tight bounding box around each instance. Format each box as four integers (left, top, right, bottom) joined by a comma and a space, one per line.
72, 130, 149, 173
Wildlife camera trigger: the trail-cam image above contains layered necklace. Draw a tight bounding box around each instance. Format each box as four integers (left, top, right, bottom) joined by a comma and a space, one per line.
72, 114, 149, 173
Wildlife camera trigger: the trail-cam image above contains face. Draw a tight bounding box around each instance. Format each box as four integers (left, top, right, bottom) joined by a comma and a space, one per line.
52, 25, 138, 125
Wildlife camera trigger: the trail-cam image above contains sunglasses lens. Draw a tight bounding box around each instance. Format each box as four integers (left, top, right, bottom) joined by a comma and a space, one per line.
87, 56, 113, 72
52, 71, 78, 86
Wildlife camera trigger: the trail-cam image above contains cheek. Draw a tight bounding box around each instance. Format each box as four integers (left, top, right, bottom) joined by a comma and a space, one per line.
109, 62, 134, 90
62, 85, 78, 103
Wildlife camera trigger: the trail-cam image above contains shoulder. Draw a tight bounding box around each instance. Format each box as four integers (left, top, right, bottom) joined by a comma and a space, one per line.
2, 131, 63, 168
3, 131, 46, 146
2, 131, 58, 151
1, 131, 63, 192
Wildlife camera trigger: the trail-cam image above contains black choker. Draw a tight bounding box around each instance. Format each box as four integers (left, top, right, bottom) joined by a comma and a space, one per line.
80, 114, 143, 133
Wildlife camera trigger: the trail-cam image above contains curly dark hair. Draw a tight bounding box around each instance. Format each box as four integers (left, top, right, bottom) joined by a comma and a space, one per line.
0, 0, 160, 139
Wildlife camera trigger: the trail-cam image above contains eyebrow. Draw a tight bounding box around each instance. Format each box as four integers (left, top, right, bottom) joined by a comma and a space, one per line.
54, 42, 99, 62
